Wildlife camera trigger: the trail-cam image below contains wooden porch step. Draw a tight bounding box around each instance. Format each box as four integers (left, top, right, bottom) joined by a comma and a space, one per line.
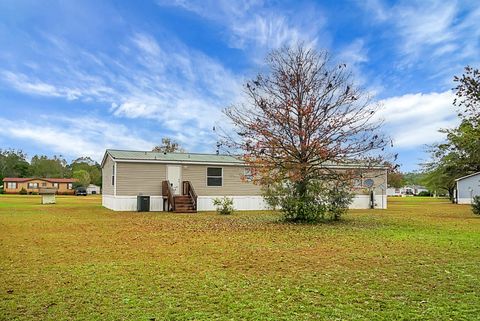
173, 209, 197, 213
170, 187, 197, 213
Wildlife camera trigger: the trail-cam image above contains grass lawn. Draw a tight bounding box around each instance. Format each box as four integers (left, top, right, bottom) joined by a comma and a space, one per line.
1, 195, 479, 320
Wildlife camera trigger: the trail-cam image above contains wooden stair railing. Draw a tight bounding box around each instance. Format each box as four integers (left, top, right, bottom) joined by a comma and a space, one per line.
162, 180, 175, 211
182, 181, 198, 211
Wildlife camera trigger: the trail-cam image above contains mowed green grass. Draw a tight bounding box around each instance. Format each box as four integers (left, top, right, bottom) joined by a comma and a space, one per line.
1, 195, 479, 320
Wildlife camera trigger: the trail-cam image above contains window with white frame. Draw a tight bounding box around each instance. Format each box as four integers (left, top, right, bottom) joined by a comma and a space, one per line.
52, 183, 58, 188
67, 183, 73, 190
27, 182, 38, 189
244, 167, 254, 182
353, 178, 362, 188
7, 182, 17, 189
207, 167, 222, 186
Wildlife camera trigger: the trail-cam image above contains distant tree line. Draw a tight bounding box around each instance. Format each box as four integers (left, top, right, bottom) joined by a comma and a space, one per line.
0, 150, 102, 187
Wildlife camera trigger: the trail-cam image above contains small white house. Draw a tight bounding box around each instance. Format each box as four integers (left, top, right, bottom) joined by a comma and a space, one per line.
455, 172, 480, 204
86, 184, 101, 195
387, 185, 428, 196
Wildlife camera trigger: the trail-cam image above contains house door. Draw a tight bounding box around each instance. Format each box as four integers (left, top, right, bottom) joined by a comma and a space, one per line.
167, 165, 182, 195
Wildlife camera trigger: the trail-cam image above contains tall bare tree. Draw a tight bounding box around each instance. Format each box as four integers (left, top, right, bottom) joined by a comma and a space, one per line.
224, 45, 386, 201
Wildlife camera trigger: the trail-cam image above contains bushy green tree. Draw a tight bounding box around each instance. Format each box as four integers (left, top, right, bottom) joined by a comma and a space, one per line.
69, 157, 102, 186
424, 66, 480, 201
72, 170, 91, 187
30, 155, 70, 178
387, 172, 404, 188
0, 149, 30, 181
472, 196, 480, 215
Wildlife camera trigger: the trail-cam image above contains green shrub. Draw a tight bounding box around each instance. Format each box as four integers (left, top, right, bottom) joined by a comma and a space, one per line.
212, 197, 235, 215
324, 187, 354, 221
472, 196, 480, 215
19, 188, 27, 195
417, 191, 432, 197
263, 180, 353, 223
281, 194, 326, 222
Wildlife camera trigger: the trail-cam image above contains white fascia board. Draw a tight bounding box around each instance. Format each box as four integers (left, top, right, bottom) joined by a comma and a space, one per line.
111, 158, 387, 169
455, 172, 480, 181
113, 159, 245, 167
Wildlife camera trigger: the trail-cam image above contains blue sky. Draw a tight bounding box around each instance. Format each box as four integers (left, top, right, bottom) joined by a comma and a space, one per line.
0, 0, 479, 171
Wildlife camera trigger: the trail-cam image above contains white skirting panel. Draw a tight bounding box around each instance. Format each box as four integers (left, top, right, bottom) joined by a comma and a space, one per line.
197, 196, 268, 211
350, 195, 387, 209
102, 195, 164, 211
198, 194, 387, 211
102, 194, 387, 211
457, 198, 474, 204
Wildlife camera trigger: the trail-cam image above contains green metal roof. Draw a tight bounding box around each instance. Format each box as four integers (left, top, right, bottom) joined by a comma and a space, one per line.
106, 149, 244, 164
104, 149, 388, 169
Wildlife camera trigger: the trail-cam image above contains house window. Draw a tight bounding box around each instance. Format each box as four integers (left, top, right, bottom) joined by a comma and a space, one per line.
67, 183, 73, 190
41, 182, 47, 187
207, 167, 222, 186
27, 182, 38, 189
112, 164, 115, 185
52, 183, 58, 188
353, 178, 362, 188
244, 167, 254, 182
7, 182, 17, 189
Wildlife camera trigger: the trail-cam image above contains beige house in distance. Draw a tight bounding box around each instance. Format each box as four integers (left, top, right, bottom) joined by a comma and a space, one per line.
101, 149, 388, 212
3, 177, 77, 194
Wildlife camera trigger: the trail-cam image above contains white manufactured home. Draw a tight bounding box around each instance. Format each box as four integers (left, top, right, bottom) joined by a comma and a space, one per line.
456, 172, 480, 204
101, 149, 388, 212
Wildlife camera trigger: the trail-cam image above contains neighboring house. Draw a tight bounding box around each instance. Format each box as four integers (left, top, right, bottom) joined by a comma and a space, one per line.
386, 187, 402, 196
86, 184, 101, 195
101, 149, 388, 212
3, 177, 77, 194
455, 172, 480, 204
387, 185, 428, 196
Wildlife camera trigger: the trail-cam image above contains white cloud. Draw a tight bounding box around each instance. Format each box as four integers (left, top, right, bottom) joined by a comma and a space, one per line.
376, 90, 458, 148
131, 33, 162, 56
157, 0, 325, 58
1, 71, 63, 98
358, 0, 480, 67
0, 116, 155, 161
393, 2, 457, 57
338, 39, 368, 65
0, 32, 242, 151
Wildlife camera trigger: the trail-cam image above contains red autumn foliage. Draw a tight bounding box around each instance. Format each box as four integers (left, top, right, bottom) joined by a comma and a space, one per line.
223, 45, 387, 194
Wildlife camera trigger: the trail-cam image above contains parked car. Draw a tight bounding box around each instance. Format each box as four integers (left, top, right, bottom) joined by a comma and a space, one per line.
75, 187, 87, 196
